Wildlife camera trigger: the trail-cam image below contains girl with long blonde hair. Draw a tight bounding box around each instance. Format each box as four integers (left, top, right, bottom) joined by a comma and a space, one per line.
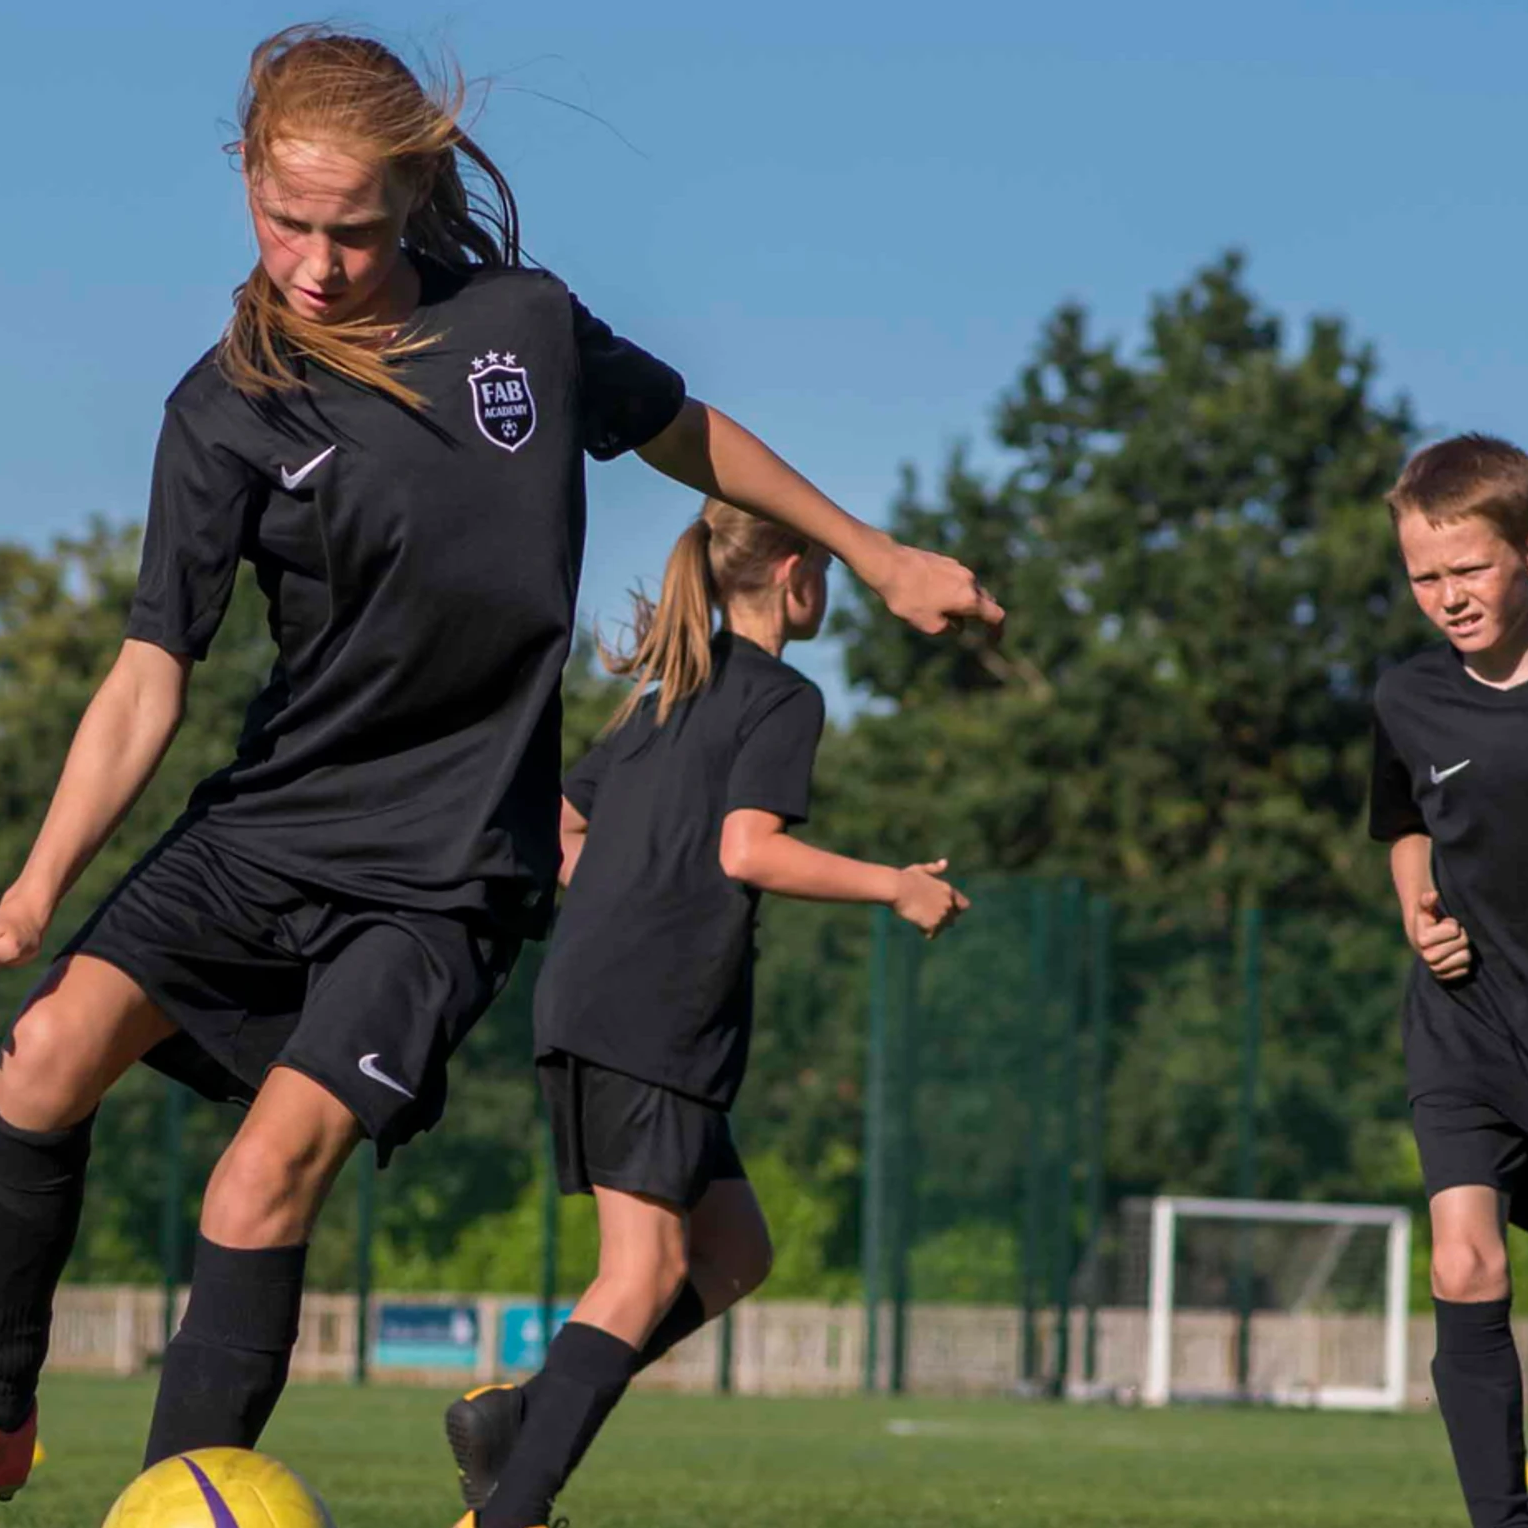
0, 26, 997, 1501
446, 498, 969, 1528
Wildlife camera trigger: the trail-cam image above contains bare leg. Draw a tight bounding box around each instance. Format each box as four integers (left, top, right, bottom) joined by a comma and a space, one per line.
614, 1175, 776, 1382
0, 955, 174, 1129
0, 957, 172, 1433
683, 1177, 774, 1318
199, 1066, 363, 1249
144, 1066, 362, 1463
1432, 1185, 1511, 1304
1429, 1185, 1527, 1528
478, 1188, 682, 1528
571, 1187, 690, 1347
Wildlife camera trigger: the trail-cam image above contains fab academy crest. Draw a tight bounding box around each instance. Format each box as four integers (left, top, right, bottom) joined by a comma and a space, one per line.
469, 351, 536, 452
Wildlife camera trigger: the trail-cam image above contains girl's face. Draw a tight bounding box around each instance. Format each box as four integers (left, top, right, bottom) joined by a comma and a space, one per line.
245, 137, 419, 325
782, 547, 831, 642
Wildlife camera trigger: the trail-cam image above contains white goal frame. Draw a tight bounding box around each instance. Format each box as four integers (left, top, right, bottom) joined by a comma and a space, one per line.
1143, 1195, 1412, 1411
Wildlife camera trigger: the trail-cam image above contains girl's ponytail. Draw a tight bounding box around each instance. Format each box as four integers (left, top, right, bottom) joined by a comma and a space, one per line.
602, 498, 813, 731
602, 517, 718, 730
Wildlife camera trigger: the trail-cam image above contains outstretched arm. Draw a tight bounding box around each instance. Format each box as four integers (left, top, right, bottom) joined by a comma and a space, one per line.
719, 809, 969, 939
638, 400, 1004, 637
0, 639, 190, 967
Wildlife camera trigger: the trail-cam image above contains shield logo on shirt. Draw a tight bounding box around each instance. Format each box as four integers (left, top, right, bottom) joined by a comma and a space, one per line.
469, 353, 537, 453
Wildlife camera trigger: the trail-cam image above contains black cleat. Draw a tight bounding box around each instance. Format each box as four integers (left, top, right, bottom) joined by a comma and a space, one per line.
445, 1384, 526, 1511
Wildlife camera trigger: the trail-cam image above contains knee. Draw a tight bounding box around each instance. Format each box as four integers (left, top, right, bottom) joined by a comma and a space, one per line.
203, 1132, 339, 1248
202, 1071, 360, 1248
1432, 1239, 1510, 1303
0, 988, 103, 1130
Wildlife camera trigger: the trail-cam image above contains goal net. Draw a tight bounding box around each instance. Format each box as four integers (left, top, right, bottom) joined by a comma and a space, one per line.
1122, 1196, 1411, 1410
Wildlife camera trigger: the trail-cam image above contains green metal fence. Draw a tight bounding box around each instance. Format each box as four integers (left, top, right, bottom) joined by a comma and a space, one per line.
857, 877, 1112, 1395
138, 879, 1412, 1391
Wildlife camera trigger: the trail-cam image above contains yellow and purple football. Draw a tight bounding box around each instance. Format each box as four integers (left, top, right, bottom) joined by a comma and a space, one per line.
102, 1449, 333, 1527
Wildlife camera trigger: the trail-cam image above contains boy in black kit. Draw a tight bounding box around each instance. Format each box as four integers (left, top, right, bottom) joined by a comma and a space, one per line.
1371, 434, 1528, 1528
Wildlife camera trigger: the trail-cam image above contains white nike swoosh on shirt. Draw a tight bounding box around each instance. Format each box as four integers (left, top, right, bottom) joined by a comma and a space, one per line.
358, 1053, 414, 1099
1430, 760, 1472, 784
279, 445, 336, 491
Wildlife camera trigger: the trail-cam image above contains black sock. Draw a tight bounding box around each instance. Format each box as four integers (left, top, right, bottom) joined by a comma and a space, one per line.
1433, 1297, 1528, 1528
143, 1237, 307, 1467
515, 1283, 704, 1423
635, 1281, 708, 1372
482, 1322, 638, 1528
502, 1286, 708, 1484
0, 1112, 93, 1432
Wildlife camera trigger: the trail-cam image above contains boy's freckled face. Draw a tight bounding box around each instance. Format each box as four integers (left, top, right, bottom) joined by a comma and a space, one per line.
1397, 512, 1528, 655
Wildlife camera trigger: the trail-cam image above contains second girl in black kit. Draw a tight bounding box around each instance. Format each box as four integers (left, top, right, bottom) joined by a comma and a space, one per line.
447, 498, 971, 1528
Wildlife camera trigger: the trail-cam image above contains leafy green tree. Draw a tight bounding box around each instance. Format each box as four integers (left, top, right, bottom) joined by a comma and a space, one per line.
0, 526, 276, 1280
0, 523, 274, 996
817, 252, 1434, 1221
829, 251, 1425, 912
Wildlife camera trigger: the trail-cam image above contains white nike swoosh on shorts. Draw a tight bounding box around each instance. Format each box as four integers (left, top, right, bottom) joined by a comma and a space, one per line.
279, 445, 336, 491
358, 1053, 415, 1099
1430, 760, 1471, 784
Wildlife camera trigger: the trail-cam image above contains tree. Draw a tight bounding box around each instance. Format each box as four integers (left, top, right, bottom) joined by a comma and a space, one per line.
817, 252, 1433, 1214
829, 251, 1426, 914
0, 523, 278, 1279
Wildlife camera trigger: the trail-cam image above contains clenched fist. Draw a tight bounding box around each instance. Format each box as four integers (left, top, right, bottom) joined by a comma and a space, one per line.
0, 891, 48, 970
1410, 889, 1472, 982
892, 859, 971, 940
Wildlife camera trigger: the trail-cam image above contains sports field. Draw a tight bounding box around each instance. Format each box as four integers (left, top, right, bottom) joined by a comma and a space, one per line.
11, 1373, 1468, 1526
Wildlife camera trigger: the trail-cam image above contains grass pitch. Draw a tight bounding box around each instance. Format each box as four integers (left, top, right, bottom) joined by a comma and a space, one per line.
10, 1373, 1465, 1526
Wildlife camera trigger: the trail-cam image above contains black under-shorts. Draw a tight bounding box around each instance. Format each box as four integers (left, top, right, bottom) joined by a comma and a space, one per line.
1405, 964, 1528, 1226
58, 823, 519, 1165
537, 1050, 746, 1210
1412, 1093, 1528, 1224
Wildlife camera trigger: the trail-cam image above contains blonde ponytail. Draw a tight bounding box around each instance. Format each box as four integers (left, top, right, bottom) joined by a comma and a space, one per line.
602, 518, 717, 730
601, 498, 813, 732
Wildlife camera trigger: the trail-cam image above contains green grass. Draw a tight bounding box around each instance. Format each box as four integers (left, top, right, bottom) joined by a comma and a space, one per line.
9, 1373, 1467, 1526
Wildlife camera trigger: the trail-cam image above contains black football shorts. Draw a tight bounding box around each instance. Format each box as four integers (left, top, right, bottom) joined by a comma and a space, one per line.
1405, 965, 1528, 1226
538, 1050, 745, 1210
59, 823, 518, 1164
1412, 1093, 1528, 1222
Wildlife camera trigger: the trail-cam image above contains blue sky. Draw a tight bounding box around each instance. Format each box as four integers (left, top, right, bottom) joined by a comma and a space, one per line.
6, 0, 1528, 711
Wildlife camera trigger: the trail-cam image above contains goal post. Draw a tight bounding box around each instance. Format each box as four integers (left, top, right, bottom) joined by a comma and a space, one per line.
1141, 1196, 1412, 1411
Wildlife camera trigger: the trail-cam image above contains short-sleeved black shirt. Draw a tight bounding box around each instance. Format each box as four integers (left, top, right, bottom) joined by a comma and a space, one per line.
1370, 645, 1528, 1034
129, 256, 685, 927
534, 633, 826, 1107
